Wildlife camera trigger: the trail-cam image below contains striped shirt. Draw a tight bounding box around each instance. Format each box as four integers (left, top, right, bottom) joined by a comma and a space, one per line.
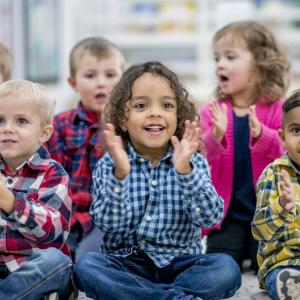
91, 145, 224, 267
252, 154, 300, 289
0, 146, 71, 272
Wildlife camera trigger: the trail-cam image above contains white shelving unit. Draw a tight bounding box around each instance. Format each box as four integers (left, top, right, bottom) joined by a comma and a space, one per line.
2, 0, 300, 112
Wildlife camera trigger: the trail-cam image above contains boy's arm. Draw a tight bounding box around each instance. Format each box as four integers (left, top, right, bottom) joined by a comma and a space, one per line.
1, 163, 71, 244
91, 155, 133, 235
175, 154, 224, 228
252, 166, 296, 242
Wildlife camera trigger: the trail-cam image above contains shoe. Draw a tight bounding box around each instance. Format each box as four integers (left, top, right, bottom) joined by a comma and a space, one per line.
43, 291, 59, 300
276, 268, 300, 300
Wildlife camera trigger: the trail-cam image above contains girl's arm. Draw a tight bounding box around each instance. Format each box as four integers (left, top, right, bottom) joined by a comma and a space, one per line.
199, 102, 228, 164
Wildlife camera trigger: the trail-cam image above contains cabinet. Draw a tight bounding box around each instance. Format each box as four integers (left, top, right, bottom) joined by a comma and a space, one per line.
66, 0, 300, 107
2, 0, 300, 112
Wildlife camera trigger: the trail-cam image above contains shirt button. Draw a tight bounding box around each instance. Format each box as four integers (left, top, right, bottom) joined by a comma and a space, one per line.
6, 177, 14, 185
112, 208, 118, 213
113, 187, 121, 193
152, 180, 157, 186
145, 215, 152, 221
195, 207, 201, 214
139, 158, 144, 162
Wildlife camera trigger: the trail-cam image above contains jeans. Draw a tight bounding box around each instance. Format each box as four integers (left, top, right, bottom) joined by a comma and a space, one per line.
265, 266, 300, 300
74, 251, 241, 300
0, 247, 73, 300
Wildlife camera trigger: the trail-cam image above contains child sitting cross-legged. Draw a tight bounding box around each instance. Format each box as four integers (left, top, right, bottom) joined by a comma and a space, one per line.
0, 80, 72, 300
74, 61, 241, 300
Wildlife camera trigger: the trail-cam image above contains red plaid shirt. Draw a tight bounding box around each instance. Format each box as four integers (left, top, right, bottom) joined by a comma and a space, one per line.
0, 146, 71, 272
47, 102, 103, 233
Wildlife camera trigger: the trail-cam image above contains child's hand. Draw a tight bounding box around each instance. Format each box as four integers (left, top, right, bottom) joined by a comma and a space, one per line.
279, 170, 296, 212
171, 120, 199, 175
0, 173, 15, 214
103, 123, 131, 180
249, 105, 262, 138
210, 101, 227, 142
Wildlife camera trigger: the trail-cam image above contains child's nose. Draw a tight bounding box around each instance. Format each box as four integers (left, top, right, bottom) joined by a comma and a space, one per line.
2, 122, 14, 132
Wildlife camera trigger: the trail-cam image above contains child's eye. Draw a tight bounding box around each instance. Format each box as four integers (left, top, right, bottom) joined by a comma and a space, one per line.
16, 118, 28, 125
163, 102, 175, 109
133, 103, 146, 109
0, 118, 5, 125
85, 74, 95, 79
214, 56, 219, 62
227, 55, 236, 60
291, 127, 300, 135
106, 72, 118, 78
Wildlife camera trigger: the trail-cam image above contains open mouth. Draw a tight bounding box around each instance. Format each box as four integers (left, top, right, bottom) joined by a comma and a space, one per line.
94, 92, 107, 100
220, 74, 229, 82
144, 125, 165, 132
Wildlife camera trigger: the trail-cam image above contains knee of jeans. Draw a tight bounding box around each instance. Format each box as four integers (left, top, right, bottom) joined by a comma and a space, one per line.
215, 253, 241, 286
39, 247, 72, 268
74, 252, 96, 275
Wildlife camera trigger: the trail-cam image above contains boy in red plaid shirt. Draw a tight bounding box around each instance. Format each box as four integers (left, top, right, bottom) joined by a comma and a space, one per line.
47, 37, 124, 260
0, 80, 72, 299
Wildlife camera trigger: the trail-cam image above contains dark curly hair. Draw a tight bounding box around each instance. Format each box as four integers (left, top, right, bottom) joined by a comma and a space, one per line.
213, 20, 290, 102
282, 89, 300, 127
104, 61, 199, 151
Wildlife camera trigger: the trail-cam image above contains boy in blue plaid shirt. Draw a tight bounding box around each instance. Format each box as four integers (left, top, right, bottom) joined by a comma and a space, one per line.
252, 90, 300, 300
74, 61, 241, 300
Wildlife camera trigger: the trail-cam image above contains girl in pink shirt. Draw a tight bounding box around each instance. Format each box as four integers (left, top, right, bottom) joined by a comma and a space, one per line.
199, 20, 290, 272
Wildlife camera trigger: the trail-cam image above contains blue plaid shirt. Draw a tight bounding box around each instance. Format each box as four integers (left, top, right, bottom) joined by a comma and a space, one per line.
91, 145, 224, 267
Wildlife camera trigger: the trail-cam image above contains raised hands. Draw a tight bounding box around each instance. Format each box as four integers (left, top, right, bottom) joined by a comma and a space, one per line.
103, 123, 131, 180
171, 120, 200, 175
249, 105, 262, 138
210, 101, 228, 142
279, 170, 296, 213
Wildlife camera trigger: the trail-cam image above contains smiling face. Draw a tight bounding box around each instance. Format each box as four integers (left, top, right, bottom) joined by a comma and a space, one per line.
213, 35, 257, 102
122, 72, 177, 161
0, 96, 53, 172
280, 106, 300, 167
69, 51, 123, 114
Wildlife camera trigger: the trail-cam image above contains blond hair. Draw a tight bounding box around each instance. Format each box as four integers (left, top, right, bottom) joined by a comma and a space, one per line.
69, 37, 125, 77
0, 44, 13, 82
0, 80, 54, 126
213, 20, 290, 102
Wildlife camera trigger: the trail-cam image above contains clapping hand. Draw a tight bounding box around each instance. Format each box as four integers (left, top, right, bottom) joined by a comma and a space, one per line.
103, 123, 131, 180
249, 105, 262, 138
171, 120, 200, 175
279, 170, 296, 213
210, 101, 228, 142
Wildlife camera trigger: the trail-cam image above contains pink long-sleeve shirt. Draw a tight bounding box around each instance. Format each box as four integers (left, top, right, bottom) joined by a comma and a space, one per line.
199, 97, 285, 234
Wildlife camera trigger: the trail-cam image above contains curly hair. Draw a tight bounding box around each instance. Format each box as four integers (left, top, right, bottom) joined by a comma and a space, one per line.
104, 61, 199, 150
213, 20, 290, 102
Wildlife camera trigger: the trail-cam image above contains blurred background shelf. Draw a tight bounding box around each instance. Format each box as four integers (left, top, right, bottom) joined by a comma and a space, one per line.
1, 0, 300, 112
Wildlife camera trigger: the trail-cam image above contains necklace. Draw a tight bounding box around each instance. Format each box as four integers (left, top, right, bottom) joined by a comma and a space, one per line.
232, 103, 251, 109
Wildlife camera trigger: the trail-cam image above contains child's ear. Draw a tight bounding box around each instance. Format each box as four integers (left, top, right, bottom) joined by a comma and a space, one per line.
120, 121, 127, 132
278, 129, 287, 148
68, 76, 77, 91
39, 125, 54, 144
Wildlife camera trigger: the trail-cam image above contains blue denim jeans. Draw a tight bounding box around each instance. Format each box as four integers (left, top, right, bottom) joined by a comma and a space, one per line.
74, 250, 241, 300
0, 247, 72, 300
266, 266, 300, 300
